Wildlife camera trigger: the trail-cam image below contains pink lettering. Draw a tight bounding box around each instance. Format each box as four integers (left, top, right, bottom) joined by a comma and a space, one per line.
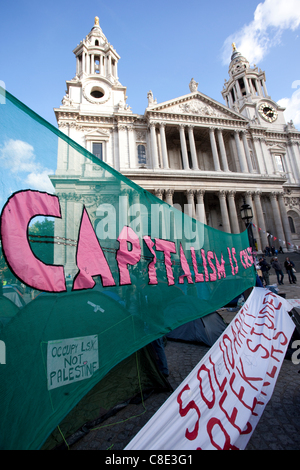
143, 236, 158, 285
179, 243, 193, 284
73, 207, 116, 290
155, 238, 176, 286
116, 226, 141, 285
0, 190, 66, 292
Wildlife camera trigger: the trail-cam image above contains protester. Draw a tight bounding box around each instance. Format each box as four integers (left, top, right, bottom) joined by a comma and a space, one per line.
271, 256, 284, 285
284, 257, 297, 284
259, 256, 271, 286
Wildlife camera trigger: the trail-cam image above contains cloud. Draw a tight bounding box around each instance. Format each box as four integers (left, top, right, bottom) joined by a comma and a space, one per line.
277, 80, 300, 129
25, 170, 55, 194
0, 139, 36, 173
222, 0, 300, 65
0, 139, 54, 193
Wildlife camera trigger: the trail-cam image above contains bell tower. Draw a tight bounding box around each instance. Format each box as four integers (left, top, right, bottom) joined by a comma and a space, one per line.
57, 17, 129, 116
221, 43, 286, 130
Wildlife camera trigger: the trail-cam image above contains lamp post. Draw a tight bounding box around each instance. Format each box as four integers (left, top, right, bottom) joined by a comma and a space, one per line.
240, 201, 254, 251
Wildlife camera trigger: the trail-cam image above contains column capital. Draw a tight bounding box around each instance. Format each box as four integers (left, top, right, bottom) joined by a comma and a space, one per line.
159, 121, 166, 128
154, 188, 164, 198
228, 190, 236, 198
218, 190, 227, 198
245, 190, 253, 198
166, 188, 174, 196
185, 189, 195, 197
196, 189, 205, 196
209, 126, 216, 132
187, 124, 195, 129
149, 121, 157, 129
179, 123, 186, 130
270, 191, 280, 199
254, 190, 262, 197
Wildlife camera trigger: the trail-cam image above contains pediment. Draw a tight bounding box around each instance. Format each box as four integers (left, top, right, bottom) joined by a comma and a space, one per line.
85, 128, 110, 140
147, 91, 248, 122
267, 143, 286, 154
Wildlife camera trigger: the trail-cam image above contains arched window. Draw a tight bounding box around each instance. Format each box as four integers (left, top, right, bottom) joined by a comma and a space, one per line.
289, 216, 296, 234
95, 40, 99, 46
137, 145, 146, 165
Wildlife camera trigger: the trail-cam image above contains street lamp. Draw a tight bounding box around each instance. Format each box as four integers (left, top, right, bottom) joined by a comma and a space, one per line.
240, 201, 255, 251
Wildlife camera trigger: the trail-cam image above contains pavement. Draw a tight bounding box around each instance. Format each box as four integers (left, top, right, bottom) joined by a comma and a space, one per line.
70, 252, 300, 451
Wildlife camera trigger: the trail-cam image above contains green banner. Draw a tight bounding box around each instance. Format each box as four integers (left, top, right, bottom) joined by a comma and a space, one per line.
0, 89, 256, 449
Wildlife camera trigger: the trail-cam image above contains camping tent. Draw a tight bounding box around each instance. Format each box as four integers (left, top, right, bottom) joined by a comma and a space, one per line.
42, 342, 171, 450
164, 296, 227, 347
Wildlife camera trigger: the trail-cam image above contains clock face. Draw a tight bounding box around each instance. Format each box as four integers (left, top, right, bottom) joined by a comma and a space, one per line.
258, 102, 278, 122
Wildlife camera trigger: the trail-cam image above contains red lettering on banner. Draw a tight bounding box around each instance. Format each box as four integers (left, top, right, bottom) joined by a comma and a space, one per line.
229, 372, 258, 416
207, 418, 239, 450
209, 356, 227, 393
219, 389, 253, 434
197, 364, 215, 409
246, 339, 269, 359
177, 385, 201, 441
220, 335, 235, 374
236, 358, 263, 391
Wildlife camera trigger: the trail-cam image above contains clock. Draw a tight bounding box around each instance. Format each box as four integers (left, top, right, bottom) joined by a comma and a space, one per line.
258, 102, 278, 122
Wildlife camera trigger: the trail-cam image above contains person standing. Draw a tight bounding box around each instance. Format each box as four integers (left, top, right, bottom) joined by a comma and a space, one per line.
271, 256, 284, 285
259, 256, 271, 286
284, 257, 297, 284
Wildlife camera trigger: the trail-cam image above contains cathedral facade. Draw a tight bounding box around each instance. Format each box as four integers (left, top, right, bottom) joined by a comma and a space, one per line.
52, 17, 300, 260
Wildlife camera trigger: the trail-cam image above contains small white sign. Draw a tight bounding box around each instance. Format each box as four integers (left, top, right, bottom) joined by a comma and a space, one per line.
47, 335, 99, 390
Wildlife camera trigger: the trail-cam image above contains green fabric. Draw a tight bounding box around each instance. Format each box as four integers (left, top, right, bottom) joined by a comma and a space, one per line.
0, 88, 256, 449
41, 345, 170, 450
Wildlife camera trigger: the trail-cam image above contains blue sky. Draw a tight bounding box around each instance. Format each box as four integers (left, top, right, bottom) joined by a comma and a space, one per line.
0, 0, 300, 129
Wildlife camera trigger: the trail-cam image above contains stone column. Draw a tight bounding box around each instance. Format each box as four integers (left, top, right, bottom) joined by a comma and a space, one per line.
209, 127, 221, 171
154, 188, 164, 200
253, 137, 267, 174
234, 130, 248, 173
228, 190, 240, 234
241, 131, 254, 173
165, 189, 174, 206
179, 125, 190, 170
91, 54, 94, 74
159, 123, 169, 169
245, 191, 262, 252
188, 125, 199, 170
149, 123, 159, 169
253, 191, 268, 249
270, 192, 286, 249
277, 192, 293, 251
82, 51, 86, 74
216, 128, 229, 172
185, 189, 196, 219
218, 190, 231, 233
196, 189, 206, 224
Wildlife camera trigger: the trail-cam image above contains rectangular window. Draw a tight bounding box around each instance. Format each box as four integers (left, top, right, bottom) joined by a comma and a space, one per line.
275, 154, 284, 172
92, 143, 103, 160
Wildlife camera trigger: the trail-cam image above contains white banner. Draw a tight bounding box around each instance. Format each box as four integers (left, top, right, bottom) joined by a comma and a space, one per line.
126, 288, 295, 450
47, 335, 99, 390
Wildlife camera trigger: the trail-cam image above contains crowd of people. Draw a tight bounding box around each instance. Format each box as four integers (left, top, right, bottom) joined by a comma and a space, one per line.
256, 253, 297, 287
